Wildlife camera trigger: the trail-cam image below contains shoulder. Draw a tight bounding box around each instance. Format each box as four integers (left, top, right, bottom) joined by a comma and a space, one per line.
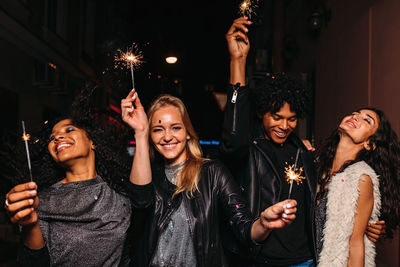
343, 161, 378, 181
201, 159, 231, 174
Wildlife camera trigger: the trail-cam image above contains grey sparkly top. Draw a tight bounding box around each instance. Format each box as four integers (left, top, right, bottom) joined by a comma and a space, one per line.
151, 162, 197, 267
37, 176, 132, 266
315, 193, 328, 262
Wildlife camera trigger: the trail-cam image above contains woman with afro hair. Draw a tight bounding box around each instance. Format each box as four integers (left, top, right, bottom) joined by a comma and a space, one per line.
2, 86, 153, 266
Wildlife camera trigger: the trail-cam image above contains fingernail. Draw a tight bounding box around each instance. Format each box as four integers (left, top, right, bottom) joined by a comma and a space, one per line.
283, 213, 288, 218
28, 199, 34, 204
28, 182, 36, 189
285, 209, 290, 214
29, 190, 36, 196
286, 203, 291, 208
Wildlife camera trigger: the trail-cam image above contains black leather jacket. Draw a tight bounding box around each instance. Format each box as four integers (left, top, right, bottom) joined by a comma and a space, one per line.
220, 84, 318, 260
132, 160, 256, 267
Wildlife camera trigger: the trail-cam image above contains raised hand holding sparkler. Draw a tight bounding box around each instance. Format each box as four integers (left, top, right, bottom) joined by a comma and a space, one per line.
285, 148, 305, 199
21, 120, 33, 182
114, 43, 144, 90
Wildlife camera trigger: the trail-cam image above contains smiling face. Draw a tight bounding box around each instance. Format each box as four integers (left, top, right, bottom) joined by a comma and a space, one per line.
48, 119, 95, 166
339, 109, 379, 146
150, 105, 190, 166
262, 102, 298, 145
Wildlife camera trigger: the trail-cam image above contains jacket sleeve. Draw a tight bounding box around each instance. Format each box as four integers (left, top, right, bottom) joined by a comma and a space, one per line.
215, 161, 256, 247
220, 83, 251, 159
17, 243, 50, 267
125, 182, 154, 209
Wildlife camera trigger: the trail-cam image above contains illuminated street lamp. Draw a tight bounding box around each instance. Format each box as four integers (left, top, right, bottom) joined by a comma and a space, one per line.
165, 56, 178, 64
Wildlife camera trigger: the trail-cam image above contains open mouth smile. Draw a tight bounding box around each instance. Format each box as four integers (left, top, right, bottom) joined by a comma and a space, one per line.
56, 142, 72, 153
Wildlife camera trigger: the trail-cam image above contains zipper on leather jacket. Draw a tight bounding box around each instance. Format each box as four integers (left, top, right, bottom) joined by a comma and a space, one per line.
231, 83, 240, 132
231, 84, 239, 103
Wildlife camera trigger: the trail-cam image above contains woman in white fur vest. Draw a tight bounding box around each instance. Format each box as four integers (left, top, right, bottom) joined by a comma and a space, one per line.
314, 107, 400, 267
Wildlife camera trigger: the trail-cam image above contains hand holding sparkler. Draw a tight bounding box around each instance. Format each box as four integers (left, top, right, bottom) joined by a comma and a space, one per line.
252, 199, 297, 242
226, 17, 252, 61
121, 89, 148, 136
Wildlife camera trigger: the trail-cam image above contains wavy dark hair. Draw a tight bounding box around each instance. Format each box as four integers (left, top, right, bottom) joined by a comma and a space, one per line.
252, 73, 311, 118
0, 85, 133, 196
316, 107, 400, 238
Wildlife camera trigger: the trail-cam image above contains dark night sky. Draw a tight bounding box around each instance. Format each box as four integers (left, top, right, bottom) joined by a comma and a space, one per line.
102, 1, 240, 90
99, 1, 243, 140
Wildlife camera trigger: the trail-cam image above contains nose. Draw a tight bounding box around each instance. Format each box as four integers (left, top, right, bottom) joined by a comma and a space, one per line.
280, 119, 289, 130
352, 113, 360, 121
54, 133, 65, 141
163, 129, 173, 142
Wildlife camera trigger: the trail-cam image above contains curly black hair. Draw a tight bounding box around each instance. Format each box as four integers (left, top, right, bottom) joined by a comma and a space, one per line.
252, 73, 311, 118
0, 85, 133, 196
316, 107, 400, 238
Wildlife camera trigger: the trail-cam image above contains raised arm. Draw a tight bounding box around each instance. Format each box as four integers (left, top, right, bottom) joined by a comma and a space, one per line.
226, 17, 251, 85
348, 174, 374, 267
220, 17, 253, 157
121, 89, 151, 185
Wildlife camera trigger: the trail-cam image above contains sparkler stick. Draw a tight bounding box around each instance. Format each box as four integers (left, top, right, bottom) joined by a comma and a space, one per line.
21, 121, 33, 182
130, 61, 135, 89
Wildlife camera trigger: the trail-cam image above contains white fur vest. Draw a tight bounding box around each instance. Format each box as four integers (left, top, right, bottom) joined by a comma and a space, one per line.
318, 161, 381, 267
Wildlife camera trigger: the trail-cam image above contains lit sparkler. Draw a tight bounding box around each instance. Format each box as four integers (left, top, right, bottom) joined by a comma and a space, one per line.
21, 121, 33, 182
114, 43, 144, 89
285, 149, 305, 198
238, 0, 259, 19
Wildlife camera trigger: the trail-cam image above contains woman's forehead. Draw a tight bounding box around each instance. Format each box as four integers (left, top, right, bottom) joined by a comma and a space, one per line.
51, 119, 73, 132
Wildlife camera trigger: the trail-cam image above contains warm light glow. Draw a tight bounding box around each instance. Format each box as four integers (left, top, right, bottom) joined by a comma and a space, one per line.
284, 164, 305, 185
22, 133, 31, 141
165, 56, 178, 64
48, 62, 57, 69
239, 0, 259, 19
114, 43, 144, 70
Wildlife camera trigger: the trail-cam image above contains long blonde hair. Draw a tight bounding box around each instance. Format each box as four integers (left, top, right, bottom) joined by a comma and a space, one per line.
147, 94, 207, 198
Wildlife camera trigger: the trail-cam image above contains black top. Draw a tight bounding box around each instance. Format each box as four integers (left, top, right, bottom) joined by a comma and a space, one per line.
259, 140, 314, 265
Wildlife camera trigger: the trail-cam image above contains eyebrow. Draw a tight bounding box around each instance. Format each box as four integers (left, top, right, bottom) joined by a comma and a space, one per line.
51, 124, 75, 134
273, 113, 297, 119
366, 114, 376, 124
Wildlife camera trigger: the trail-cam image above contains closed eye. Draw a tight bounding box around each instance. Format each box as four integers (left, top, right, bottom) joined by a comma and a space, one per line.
66, 126, 75, 133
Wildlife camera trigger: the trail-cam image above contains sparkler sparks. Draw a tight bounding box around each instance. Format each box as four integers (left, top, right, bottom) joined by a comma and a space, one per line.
114, 43, 144, 89
21, 121, 33, 182
285, 164, 305, 185
284, 148, 305, 198
239, 0, 259, 19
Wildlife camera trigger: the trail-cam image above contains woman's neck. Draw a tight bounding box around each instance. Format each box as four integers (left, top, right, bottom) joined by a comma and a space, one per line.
332, 136, 364, 173
61, 157, 97, 183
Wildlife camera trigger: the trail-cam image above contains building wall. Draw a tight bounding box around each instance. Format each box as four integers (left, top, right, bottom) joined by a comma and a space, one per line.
315, 0, 400, 266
